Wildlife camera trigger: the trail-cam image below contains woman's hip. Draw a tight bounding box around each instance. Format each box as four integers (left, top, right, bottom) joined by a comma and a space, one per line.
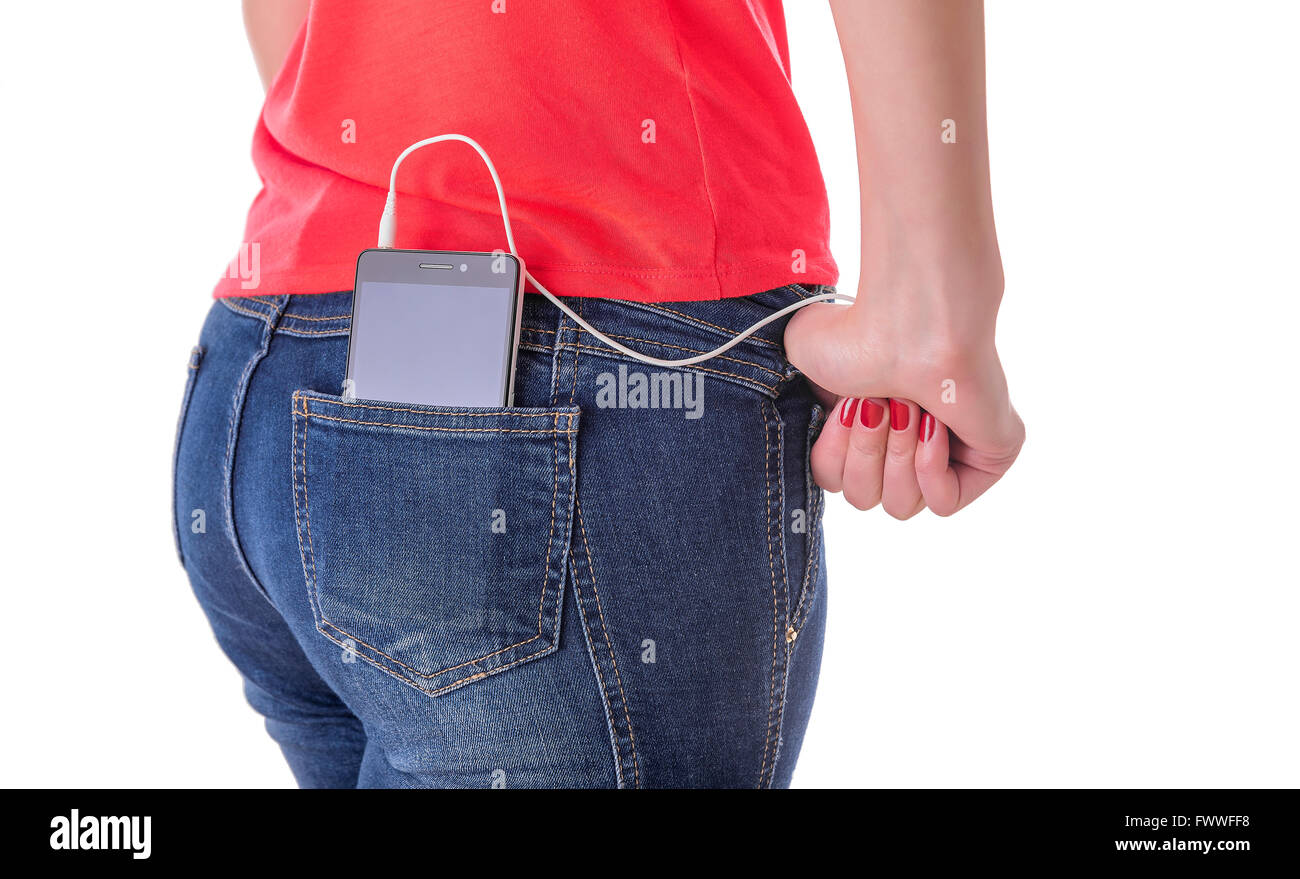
174, 286, 829, 787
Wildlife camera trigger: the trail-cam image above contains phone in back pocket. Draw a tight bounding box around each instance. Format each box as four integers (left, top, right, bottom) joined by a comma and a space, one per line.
346, 249, 525, 407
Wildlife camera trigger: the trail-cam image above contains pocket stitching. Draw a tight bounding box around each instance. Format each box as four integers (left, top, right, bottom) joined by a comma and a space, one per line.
292, 393, 574, 695
303, 411, 573, 434
295, 393, 568, 418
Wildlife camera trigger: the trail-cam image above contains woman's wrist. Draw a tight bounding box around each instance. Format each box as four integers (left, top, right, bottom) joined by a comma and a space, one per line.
850, 234, 1005, 352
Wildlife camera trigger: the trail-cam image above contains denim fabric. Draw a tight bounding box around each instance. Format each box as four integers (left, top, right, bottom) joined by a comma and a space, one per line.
174, 285, 828, 788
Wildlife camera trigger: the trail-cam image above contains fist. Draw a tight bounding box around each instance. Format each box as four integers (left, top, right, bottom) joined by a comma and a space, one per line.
784, 297, 1024, 517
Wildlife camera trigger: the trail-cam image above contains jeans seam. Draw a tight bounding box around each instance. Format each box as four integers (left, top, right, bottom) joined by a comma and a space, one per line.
570, 570, 628, 788
573, 498, 642, 788
569, 560, 624, 789
224, 295, 287, 607
790, 406, 827, 635
281, 311, 352, 321
219, 297, 278, 325
173, 345, 203, 565
757, 399, 792, 788
274, 326, 350, 338
566, 302, 637, 788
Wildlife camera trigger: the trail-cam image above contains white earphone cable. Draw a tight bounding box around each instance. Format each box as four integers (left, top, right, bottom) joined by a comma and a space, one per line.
377, 134, 853, 368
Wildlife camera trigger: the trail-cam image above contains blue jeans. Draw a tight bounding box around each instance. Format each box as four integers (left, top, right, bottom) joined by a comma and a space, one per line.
173, 286, 828, 788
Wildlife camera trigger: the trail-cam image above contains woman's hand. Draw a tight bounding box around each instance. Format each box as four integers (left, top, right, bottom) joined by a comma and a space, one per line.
796, 0, 1022, 516
785, 271, 1023, 518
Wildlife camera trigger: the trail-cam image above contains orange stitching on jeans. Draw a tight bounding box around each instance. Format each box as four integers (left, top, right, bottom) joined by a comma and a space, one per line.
291, 396, 318, 624
563, 306, 632, 785
303, 412, 574, 435
536, 411, 562, 635
568, 577, 625, 788
281, 311, 352, 321
769, 402, 793, 783
312, 620, 555, 696
295, 393, 567, 418
757, 402, 780, 788
274, 326, 350, 336
300, 400, 323, 635
318, 618, 541, 679
576, 499, 641, 788
570, 313, 640, 787
219, 298, 274, 324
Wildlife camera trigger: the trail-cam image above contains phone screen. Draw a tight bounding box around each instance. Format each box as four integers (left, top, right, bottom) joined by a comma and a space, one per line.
346, 250, 523, 407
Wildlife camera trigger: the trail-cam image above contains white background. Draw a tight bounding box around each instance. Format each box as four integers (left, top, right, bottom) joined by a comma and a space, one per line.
1, 1, 1296, 788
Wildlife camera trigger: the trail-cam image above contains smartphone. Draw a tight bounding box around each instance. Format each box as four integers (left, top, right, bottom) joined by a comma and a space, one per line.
345, 249, 526, 407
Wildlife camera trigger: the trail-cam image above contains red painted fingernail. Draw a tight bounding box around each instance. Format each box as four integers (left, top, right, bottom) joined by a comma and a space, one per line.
839, 398, 859, 426
920, 412, 936, 442
889, 399, 909, 431
861, 399, 884, 429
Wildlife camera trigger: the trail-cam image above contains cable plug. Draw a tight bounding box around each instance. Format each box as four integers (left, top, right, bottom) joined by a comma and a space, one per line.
376, 190, 398, 248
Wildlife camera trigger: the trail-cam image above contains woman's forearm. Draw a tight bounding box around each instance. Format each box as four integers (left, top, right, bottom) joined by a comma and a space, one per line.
785, 1, 1022, 518
830, 0, 1003, 321
242, 0, 310, 92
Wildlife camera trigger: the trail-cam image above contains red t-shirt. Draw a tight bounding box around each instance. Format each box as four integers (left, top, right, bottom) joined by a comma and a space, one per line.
215, 0, 837, 302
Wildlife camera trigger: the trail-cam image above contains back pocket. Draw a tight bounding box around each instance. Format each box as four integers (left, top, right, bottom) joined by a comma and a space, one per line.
290, 391, 579, 697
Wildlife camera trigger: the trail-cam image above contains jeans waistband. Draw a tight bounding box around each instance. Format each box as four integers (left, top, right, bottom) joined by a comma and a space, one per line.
217, 284, 827, 393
